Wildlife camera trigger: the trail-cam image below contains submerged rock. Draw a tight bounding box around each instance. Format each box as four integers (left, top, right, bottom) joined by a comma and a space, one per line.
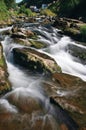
6, 91, 43, 114
0, 43, 11, 95
13, 47, 61, 74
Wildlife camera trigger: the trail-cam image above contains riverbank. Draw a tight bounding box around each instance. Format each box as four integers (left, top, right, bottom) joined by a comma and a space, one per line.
53, 17, 86, 43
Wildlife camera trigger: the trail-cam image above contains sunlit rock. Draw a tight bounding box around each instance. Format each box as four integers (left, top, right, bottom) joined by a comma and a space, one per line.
0, 43, 11, 95
13, 47, 61, 74
11, 26, 35, 39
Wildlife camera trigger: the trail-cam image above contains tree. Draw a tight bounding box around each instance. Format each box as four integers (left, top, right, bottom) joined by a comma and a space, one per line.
4, 0, 16, 9
59, 0, 81, 16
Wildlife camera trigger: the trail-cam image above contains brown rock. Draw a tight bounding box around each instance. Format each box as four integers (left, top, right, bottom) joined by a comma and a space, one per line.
60, 124, 68, 130
51, 73, 86, 128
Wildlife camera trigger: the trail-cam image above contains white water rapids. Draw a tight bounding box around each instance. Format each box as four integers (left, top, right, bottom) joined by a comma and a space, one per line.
46, 36, 86, 80
28, 25, 86, 81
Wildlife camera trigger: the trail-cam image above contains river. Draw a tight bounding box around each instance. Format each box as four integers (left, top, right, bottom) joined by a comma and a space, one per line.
0, 22, 86, 130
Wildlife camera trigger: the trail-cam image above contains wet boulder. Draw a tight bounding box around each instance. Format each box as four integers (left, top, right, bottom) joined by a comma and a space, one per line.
68, 44, 86, 64
53, 17, 86, 42
43, 72, 86, 129
13, 47, 61, 74
11, 32, 27, 39
11, 26, 35, 39
14, 38, 31, 46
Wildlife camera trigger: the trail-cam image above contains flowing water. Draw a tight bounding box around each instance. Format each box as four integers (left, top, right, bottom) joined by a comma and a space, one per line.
0, 23, 86, 130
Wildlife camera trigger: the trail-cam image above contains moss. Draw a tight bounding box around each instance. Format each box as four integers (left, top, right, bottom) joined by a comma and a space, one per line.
0, 44, 11, 95
40, 9, 56, 17
29, 40, 47, 49
0, 58, 4, 67
0, 81, 11, 95
65, 27, 80, 35
80, 24, 86, 41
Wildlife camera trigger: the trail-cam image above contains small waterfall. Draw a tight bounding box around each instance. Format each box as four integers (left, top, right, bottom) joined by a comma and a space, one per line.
35, 27, 86, 81
31, 25, 86, 81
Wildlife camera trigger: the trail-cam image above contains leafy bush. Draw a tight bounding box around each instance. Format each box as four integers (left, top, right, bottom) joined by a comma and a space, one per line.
80, 25, 86, 41
18, 5, 33, 16
48, 1, 59, 14
0, 0, 9, 20
4, 0, 16, 9
59, 0, 81, 16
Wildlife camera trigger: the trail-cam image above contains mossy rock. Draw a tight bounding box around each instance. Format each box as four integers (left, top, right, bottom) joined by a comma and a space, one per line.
14, 38, 31, 46
0, 43, 11, 95
29, 40, 47, 49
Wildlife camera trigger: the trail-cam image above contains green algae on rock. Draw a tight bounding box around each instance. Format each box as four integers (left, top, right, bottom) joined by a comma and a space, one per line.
29, 40, 47, 49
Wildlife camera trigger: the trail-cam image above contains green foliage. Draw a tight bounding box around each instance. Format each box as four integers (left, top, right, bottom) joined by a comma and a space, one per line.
48, 0, 86, 18
59, 0, 81, 16
18, 5, 33, 16
4, 0, 16, 9
80, 25, 86, 41
0, 0, 7, 12
48, 2, 59, 14
0, 0, 9, 20
40, 9, 56, 16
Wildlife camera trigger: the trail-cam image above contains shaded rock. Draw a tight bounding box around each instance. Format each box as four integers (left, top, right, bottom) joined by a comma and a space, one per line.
0, 43, 11, 95
68, 44, 86, 64
63, 27, 81, 41
53, 17, 68, 30
13, 47, 61, 74
11, 26, 35, 39
11, 32, 26, 39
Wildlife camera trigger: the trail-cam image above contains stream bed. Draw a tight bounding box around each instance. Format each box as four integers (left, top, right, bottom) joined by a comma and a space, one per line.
0, 22, 86, 130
